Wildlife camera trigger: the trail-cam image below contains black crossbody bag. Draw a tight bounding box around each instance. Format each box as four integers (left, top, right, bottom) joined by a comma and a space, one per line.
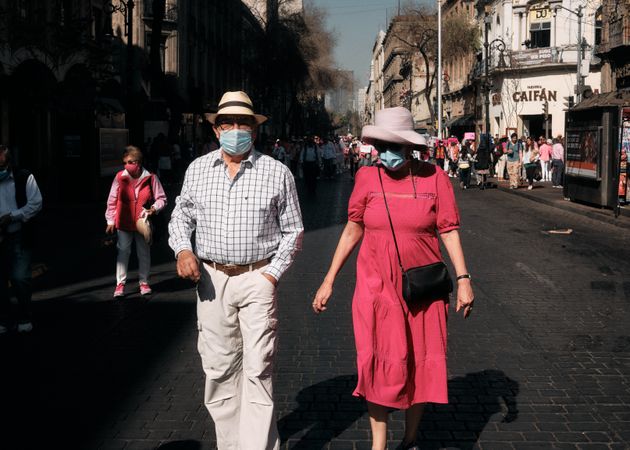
377, 167, 453, 305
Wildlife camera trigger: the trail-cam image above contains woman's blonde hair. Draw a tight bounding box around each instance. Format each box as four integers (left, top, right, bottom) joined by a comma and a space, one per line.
122, 145, 143, 162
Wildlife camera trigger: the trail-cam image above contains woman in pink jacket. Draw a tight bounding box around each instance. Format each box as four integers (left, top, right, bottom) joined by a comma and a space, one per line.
105, 146, 167, 298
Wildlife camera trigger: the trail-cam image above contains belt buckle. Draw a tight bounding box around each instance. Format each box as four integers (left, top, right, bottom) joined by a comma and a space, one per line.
223, 264, 238, 276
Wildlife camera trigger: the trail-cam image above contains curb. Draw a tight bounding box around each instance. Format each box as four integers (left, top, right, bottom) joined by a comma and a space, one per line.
496, 183, 630, 229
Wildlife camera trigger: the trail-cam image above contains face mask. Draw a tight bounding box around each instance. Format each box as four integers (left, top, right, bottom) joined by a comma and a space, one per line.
125, 163, 142, 177
379, 149, 406, 171
220, 129, 253, 156
0, 168, 9, 181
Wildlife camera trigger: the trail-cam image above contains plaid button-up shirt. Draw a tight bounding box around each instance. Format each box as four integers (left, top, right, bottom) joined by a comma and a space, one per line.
168, 150, 304, 280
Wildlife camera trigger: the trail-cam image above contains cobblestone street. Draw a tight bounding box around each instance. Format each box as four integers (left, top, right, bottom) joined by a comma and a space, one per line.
2, 175, 630, 450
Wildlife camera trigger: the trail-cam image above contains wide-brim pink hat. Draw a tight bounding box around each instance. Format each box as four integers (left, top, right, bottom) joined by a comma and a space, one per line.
361, 107, 427, 146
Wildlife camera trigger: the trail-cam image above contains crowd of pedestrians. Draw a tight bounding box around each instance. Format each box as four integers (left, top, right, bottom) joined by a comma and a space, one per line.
430, 132, 566, 191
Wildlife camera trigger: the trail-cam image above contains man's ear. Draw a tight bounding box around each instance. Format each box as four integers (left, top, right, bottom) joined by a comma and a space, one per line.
213, 126, 221, 140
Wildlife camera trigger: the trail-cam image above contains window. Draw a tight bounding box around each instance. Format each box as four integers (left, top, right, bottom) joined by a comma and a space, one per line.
529, 22, 551, 48
595, 7, 602, 45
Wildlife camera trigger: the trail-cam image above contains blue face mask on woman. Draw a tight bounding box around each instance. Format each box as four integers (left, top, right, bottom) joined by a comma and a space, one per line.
220, 129, 253, 156
379, 149, 406, 171
0, 168, 9, 182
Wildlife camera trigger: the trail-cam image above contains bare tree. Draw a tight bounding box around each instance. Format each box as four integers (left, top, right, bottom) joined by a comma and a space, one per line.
390, 4, 480, 127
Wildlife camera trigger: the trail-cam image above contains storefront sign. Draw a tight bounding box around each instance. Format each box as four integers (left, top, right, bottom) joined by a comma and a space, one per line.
512, 86, 557, 102
100, 128, 129, 177
63, 135, 81, 158
510, 48, 554, 67
529, 4, 551, 23
565, 127, 600, 179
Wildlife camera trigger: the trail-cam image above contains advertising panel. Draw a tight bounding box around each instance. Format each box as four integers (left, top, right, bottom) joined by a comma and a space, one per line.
565, 127, 601, 179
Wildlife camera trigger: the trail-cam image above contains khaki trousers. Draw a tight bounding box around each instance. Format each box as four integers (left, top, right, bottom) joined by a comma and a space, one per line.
197, 263, 279, 450
507, 161, 521, 188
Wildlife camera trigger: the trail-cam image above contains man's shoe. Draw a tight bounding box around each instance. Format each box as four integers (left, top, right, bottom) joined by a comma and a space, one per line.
528, 185, 533, 190
113, 283, 125, 298
139, 282, 152, 296
17, 322, 33, 333
0, 324, 9, 335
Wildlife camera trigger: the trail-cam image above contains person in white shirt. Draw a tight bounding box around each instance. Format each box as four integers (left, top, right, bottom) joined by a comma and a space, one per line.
359, 141, 376, 167
0, 145, 43, 334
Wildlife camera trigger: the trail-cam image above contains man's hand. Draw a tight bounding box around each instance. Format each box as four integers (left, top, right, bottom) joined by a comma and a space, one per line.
262, 273, 277, 286
177, 250, 201, 282
145, 207, 156, 216
105, 224, 116, 234
0, 214, 12, 229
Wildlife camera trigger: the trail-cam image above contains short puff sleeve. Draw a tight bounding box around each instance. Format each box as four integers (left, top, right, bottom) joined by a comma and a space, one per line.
435, 170, 460, 233
348, 167, 372, 223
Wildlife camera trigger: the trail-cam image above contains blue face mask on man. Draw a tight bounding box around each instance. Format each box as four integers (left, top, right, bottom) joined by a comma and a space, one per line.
0, 168, 9, 182
220, 129, 253, 156
379, 148, 406, 171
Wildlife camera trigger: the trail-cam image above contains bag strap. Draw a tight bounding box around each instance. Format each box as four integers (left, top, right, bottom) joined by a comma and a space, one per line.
377, 167, 404, 272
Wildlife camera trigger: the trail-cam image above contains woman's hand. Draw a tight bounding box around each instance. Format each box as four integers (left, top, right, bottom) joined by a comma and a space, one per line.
455, 279, 475, 318
105, 224, 116, 234
312, 279, 333, 314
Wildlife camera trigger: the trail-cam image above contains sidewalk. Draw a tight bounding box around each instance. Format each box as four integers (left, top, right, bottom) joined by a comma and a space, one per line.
492, 178, 630, 229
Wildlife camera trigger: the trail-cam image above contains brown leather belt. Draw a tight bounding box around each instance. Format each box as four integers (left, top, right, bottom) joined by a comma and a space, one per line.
201, 258, 271, 277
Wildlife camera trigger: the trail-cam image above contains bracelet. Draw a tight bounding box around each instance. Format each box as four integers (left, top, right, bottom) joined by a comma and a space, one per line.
456, 274, 472, 281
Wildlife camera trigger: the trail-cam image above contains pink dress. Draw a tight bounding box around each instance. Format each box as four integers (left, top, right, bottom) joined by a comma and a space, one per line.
348, 164, 460, 409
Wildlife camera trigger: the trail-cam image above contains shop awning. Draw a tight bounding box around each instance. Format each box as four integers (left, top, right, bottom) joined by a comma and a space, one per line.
572, 91, 630, 110
445, 114, 475, 128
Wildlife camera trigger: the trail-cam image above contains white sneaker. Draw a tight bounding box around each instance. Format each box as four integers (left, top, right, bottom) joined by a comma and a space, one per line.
0, 324, 8, 335
528, 185, 533, 190
17, 322, 33, 333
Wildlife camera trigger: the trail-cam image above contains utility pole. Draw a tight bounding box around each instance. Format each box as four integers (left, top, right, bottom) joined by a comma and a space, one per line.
576, 5, 583, 103
484, 8, 491, 141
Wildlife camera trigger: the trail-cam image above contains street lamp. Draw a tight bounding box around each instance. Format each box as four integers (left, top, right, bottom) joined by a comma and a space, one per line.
483, 6, 507, 143
104, 0, 135, 134
553, 5, 585, 103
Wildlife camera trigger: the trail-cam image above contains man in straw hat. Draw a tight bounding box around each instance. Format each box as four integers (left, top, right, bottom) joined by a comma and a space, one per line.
169, 91, 304, 449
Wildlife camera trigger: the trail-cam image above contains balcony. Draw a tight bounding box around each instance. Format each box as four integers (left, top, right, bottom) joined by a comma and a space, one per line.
609, 15, 630, 49
143, 1, 178, 28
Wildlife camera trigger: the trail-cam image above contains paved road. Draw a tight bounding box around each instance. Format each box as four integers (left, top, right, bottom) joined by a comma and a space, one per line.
2, 173, 629, 450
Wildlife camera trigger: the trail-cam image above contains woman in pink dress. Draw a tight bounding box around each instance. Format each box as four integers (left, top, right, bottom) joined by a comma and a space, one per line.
312, 107, 475, 450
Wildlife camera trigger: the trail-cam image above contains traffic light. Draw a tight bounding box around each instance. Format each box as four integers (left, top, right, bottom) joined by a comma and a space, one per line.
563, 96, 575, 110
542, 101, 549, 118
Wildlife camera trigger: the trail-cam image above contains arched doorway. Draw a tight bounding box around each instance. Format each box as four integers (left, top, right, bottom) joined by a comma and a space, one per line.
8, 61, 57, 198
57, 64, 97, 200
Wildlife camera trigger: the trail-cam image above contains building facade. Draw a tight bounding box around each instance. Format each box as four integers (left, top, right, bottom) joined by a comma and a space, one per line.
479, 0, 602, 139
380, 14, 437, 132
364, 30, 386, 126
0, 0, 268, 201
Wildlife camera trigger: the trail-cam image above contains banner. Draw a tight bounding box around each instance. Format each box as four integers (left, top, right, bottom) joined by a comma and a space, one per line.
464, 132, 476, 141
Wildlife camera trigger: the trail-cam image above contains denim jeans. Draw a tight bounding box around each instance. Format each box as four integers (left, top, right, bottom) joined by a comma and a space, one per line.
0, 231, 33, 325
551, 159, 564, 186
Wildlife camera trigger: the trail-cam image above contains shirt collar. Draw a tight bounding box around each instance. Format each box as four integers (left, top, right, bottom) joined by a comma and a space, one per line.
211, 148, 260, 170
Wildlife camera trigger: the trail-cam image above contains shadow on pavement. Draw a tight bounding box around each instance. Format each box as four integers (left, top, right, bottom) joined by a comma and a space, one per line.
278, 370, 519, 449
278, 375, 365, 449
0, 297, 197, 449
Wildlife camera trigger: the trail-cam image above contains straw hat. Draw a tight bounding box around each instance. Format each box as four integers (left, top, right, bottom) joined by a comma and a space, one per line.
206, 91, 268, 125
361, 107, 426, 146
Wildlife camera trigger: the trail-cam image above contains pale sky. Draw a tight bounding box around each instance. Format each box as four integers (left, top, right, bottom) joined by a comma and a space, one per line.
311, 0, 401, 88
